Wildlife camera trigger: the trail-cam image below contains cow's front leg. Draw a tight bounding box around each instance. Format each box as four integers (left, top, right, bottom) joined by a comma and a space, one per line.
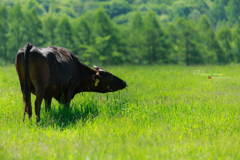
45, 98, 52, 112
63, 87, 76, 107
64, 91, 72, 107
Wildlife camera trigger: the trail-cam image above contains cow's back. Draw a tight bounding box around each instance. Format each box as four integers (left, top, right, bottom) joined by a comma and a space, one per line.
43, 46, 79, 85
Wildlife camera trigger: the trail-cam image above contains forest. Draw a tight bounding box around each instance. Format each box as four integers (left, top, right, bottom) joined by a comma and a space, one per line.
0, 0, 240, 66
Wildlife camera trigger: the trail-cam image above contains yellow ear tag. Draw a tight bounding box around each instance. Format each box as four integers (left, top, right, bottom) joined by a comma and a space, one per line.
95, 81, 98, 87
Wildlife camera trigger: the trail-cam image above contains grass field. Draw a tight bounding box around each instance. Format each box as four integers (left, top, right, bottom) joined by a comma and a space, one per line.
0, 65, 240, 159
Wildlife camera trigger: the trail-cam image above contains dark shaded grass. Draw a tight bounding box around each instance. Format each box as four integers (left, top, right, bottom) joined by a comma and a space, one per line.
40, 102, 99, 129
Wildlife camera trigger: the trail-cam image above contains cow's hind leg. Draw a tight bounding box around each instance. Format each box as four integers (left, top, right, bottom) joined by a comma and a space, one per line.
28, 54, 49, 123
35, 86, 46, 123
16, 61, 33, 122
31, 71, 47, 123
20, 79, 32, 121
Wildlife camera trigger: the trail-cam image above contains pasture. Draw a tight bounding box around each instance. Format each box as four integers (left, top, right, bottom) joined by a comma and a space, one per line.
0, 65, 240, 159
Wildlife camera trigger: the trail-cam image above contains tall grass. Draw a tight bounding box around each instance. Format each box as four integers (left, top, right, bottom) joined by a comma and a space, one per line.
0, 65, 240, 159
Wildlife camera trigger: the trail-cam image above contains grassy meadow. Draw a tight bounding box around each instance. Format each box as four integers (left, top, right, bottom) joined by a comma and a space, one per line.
0, 64, 240, 159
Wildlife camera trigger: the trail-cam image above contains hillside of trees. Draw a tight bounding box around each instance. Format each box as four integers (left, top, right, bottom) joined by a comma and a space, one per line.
0, 0, 240, 66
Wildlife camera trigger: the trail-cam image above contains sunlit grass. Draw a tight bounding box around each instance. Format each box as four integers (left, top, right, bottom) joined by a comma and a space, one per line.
0, 65, 240, 159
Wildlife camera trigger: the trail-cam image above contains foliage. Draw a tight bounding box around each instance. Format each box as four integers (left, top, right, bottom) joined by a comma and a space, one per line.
57, 16, 74, 49
0, 4, 8, 65
42, 14, 58, 46
143, 11, 170, 64
232, 26, 240, 62
103, 0, 132, 19
94, 8, 124, 65
177, 18, 202, 65
198, 15, 218, 64
217, 26, 235, 63
226, 0, 240, 26
7, 3, 25, 62
24, 7, 43, 46
1, 0, 240, 65
127, 11, 145, 64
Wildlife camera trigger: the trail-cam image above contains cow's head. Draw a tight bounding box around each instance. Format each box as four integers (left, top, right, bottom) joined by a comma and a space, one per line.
92, 65, 127, 93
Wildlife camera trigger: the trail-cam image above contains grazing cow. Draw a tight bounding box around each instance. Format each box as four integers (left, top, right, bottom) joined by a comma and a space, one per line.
15, 43, 127, 122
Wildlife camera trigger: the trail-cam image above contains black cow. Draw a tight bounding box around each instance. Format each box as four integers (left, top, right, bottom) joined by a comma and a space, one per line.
15, 43, 127, 122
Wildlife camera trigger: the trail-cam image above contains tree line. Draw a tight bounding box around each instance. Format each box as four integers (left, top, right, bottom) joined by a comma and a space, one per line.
0, 3, 240, 66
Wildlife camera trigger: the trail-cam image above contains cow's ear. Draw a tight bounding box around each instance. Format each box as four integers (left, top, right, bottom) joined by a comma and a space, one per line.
93, 65, 105, 72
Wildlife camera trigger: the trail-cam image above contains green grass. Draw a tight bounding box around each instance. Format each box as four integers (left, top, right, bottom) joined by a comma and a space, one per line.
0, 65, 240, 159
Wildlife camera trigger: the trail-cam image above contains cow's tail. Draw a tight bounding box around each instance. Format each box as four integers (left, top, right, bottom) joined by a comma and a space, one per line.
23, 43, 33, 102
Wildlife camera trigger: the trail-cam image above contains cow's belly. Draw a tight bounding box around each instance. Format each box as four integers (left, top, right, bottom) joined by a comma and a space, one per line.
44, 84, 67, 99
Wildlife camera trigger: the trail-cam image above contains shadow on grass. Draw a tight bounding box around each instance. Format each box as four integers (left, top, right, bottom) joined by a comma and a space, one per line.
38, 92, 129, 129
40, 103, 99, 129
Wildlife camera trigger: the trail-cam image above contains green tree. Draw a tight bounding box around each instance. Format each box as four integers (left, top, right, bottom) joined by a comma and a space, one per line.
24, 7, 43, 46
177, 17, 202, 65
94, 8, 124, 65
0, 4, 8, 65
143, 10, 170, 64
198, 15, 219, 64
217, 26, 235, 63
194, 0, 209, 13
104, 0, 132, 18
226, 0, 240, 26
43, 14, 58, 46
21, 0, 39, 11
73, 1, 84, 17
128, 11, 145, 64
167, 24, 184, 64
74, 15, 97, 65
8, 3, 25, 62
75, 16, 93, 46
232, 26, 240, 62
209, 0, 227, 26
169, 1, 192, 21
57, 16, 73, 49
